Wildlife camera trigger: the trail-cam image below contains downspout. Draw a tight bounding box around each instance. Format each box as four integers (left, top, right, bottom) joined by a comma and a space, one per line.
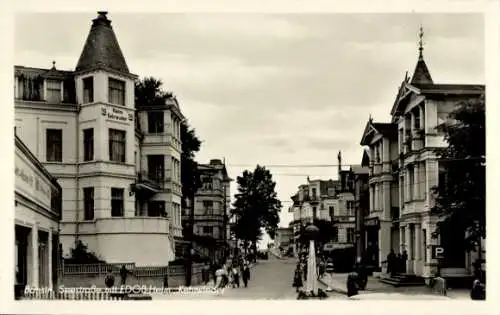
74, 104, 81, 245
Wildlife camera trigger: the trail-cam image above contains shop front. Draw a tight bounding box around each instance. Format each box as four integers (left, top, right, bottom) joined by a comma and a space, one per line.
15, 136, 61, 297
363, 217, 380, 269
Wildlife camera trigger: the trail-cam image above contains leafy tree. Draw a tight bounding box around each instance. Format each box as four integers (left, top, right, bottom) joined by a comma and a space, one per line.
232, 165, 281, 255
135, 77, 173, 109
431, 93, 485, 253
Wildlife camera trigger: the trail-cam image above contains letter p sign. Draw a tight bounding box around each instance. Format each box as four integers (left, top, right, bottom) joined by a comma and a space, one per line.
433, 246, 444, 259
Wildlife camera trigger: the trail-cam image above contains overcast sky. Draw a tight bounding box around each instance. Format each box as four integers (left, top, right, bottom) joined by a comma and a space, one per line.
14, 13, 484, 245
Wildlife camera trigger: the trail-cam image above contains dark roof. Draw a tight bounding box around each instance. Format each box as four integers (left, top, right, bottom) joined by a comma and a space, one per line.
372, 122, 398, 136
410, 83, 485, 95
75, 12, 130, 74
410, 55, 433, 85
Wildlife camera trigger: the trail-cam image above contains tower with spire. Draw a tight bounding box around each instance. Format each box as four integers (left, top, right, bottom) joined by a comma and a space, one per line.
410, 26, 433, 85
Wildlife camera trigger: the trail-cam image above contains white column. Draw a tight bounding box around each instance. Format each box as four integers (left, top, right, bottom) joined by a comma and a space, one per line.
414, 163, 419, 199
405, 225, 411, 272
415, 224, 421, 261
31, 224, 39, 287
48, 229, 53, 290
399, 226, 405, 254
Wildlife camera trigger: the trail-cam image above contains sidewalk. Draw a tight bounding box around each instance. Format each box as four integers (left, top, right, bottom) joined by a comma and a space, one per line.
318, 273, 470, 299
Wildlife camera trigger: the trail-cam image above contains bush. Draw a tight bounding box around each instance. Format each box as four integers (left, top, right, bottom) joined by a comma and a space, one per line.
66, 240, 105, 264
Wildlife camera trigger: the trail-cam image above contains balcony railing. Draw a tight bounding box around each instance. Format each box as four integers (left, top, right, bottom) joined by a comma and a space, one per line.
134, 171, 164, 195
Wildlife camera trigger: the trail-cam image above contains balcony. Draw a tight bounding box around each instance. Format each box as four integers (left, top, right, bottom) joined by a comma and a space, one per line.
94, 216, 170, 234
133, 171, 163, 196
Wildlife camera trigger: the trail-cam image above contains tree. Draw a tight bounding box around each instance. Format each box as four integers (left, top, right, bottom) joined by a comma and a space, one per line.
135, 77, 173, 109
431, 94, 485, 253
232, 165, 281, 255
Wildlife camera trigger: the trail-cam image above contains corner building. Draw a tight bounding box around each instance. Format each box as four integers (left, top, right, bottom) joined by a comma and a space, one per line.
14, 12, 183, 266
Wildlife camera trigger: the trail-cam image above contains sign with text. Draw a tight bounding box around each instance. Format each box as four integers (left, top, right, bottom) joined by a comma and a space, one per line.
15, 153, 52, 209
364, 217, 380, 228
431, 245, 444, 259
102, 106, 133, 122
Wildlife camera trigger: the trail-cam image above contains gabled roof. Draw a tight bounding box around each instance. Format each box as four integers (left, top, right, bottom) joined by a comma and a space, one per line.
75, 12, 130, 74
360, 119, 397, 145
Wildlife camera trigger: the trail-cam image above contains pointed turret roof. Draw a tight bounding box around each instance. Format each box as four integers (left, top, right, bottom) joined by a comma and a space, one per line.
410, 26, 433, 85
75, 12, 130, 74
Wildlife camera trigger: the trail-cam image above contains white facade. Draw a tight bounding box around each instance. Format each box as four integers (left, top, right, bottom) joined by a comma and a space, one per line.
15, 136, 61, 290
13, 12, 184, 266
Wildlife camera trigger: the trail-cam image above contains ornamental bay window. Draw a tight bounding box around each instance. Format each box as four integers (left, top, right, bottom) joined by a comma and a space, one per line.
108, 78, 125, 105
109, 129, 126, 163
147, 155, 164, 182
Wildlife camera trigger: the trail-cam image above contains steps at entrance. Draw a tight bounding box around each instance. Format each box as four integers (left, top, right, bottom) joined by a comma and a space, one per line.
379, 273, 425, 287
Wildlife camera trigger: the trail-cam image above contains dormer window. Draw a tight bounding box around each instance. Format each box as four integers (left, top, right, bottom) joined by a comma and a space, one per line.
108, 78, 125, 105
83, 77, 94, 103
46, 79, 62, 103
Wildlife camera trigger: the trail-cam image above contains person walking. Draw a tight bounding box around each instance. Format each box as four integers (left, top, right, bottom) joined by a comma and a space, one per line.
242, 262, 250, 288
293, 264, 304, 292
354, 257, 367, 290
231, 264, 240, 288
119, 265, 131, 285
387, 249, 396, 277
105, 268, 115, 288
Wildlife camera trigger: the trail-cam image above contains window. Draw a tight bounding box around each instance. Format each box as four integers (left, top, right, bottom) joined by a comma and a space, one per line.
148, 200, 165, 217
347, 228, 355, 243
147, 155, 164, 182
50, 190, 62, 217
346, 201, 354, 216
438, 163, 448, 193
408, 166, 414, 200
202, 176, 213, 190
83, 128, 94, 161
329, 206, 334, 218
414, 110, 421, 130
83, 187, 94, 220
312, 188, 317, 198
202, 226, 213, 235
46, 80, 61, 103
108, 78, 125, 105
148, 111, 164, 133
83, 77, 94, 103
111, 188, 124, 217
109, 129, 126, 163
46, 129, 62, 162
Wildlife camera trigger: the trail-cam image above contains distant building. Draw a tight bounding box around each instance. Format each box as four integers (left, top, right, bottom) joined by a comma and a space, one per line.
15, 135, 62, 291
289, 156, 356, 256
274, 227, 293, 253
359, 118, 400, 269
348, 153, 370, 262
14, 12, 184, 266
182, 159, 231, 263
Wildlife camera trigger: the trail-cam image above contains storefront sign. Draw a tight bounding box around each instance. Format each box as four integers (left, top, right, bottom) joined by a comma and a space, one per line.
364, 217, 380, 228
15, 156, 52, 208
102, 107, 133, 122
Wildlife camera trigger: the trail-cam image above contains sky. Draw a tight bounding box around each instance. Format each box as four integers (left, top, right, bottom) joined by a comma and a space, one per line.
14, 13, 484, 246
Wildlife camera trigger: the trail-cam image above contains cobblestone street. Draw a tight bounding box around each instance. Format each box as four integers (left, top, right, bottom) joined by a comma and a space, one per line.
152, 256, 346, 300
